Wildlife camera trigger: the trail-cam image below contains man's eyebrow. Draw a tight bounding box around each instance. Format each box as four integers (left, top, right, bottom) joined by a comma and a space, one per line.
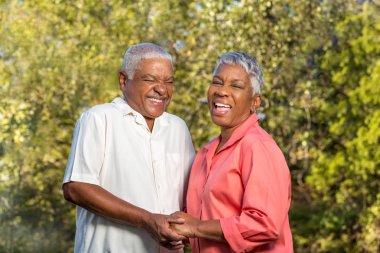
141, 74, 156, 79
141, 74, 174, 80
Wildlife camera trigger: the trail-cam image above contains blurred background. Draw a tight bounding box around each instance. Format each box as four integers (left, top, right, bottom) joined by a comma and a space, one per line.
0, 0, 379, 252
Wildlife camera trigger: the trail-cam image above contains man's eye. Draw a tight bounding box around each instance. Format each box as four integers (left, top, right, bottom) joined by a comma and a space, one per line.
212, 81, 222, 85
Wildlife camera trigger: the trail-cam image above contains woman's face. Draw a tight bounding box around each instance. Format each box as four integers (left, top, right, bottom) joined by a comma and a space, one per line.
207, 64, 259, 130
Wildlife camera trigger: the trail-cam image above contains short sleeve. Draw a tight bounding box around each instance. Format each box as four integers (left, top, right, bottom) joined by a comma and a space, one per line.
181, 124, 195, 211
62, 110, 106, 186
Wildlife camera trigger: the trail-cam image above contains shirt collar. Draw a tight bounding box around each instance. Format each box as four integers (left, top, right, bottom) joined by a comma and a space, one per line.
204, 113, 260, 154
111, 97, 169, 127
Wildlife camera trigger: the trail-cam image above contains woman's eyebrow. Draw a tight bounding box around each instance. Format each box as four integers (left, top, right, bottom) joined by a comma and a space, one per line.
230, 78, 244, 83
212, 75, 222, 80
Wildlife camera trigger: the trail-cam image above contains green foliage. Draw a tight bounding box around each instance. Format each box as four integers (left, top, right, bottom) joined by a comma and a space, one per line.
304, 3, 380, 252
0, 0, 379, 252
0, 0, 130, 251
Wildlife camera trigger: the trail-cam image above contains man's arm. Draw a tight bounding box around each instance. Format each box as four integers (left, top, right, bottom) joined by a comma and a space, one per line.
63, 181, 186, 248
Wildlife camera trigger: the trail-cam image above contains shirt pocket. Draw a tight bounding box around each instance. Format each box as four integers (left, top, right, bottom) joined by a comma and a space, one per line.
165, 153, 182, 190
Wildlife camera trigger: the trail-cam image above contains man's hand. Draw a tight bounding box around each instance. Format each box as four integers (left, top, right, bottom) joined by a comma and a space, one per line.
160, 240, 186, 250
169, 211, 200, 238
142, 213, 186, 249
63, 182, 188, 249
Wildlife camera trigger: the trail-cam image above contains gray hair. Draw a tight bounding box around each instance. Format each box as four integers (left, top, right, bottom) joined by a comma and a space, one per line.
120, 43, 173, 80
213, 51, 264, 95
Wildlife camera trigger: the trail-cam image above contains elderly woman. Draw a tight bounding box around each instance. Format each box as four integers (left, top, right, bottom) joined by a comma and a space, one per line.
171, 52, 293, 252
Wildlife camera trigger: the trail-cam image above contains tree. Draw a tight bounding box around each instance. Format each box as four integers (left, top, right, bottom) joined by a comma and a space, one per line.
0, 0, 135, 251
1, 0, 378, 252
304, 2, 380, 252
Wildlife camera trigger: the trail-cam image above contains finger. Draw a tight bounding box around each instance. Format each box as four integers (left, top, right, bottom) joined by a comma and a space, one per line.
160, 241, 185, 250
170, 211, 183, 216
164, 230, 187, 241
166, 244, 185, 250
167, 216, 185, 224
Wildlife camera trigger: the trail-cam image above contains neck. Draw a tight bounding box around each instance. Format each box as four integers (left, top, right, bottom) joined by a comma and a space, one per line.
123, 95, 156, 132
216, 114, 253, 152
145, 117, 154, 132
216, 128, 233, 153
220, 128, 233, 144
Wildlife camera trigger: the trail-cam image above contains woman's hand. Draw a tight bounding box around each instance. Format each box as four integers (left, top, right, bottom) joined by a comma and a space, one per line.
169, 211, 200, 238
170, 211, 227, 243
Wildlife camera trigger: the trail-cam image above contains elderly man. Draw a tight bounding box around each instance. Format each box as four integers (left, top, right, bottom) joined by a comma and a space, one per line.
62, 43, 195, 253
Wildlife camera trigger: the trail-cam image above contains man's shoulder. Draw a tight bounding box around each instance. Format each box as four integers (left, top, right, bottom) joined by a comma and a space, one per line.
84, 102, 119, 116
162, 112, 188, 128
77, 103, 120, 125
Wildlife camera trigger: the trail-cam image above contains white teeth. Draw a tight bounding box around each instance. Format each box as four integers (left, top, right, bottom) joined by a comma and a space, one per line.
149, 98, 163, 103
215, 103, 231, 108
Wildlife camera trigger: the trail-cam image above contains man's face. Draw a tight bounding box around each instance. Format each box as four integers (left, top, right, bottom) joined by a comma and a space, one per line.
119, 58, 174, 127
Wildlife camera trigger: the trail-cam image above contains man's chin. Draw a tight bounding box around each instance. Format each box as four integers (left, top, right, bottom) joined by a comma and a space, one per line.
146, 111, 165, 119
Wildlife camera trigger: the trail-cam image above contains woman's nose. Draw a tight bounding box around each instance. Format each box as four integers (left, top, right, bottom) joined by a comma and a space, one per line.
215, 86, 228, 96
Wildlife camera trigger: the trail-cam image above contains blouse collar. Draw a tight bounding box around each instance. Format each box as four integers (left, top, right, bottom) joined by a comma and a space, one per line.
204, 113, 259, 154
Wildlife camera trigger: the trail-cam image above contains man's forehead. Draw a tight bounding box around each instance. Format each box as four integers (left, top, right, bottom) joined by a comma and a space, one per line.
138, 57, 172, 66
140, 73, 174, 79
135, 58, 173, 75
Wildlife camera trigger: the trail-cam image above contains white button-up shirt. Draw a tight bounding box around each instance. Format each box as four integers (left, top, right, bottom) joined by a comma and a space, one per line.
63, 97, 195, 253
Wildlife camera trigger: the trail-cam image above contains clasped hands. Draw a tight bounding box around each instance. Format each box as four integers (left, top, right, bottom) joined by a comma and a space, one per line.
144, 211, 198, 250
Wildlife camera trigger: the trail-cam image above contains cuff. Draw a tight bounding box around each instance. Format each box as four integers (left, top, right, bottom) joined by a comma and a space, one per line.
62, 173, 100, 186
220, 216, 246, 253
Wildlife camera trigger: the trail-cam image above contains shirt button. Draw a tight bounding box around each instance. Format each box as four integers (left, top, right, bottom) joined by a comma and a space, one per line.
157, 184, 160, 189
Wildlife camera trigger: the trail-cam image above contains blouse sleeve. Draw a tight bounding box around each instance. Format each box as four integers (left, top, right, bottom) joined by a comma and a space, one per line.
220, 139, 291, 252
62, 110, 106, 186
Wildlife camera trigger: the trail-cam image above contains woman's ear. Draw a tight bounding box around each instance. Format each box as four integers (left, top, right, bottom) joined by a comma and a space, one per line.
250, 94, 261, 113
254, 94, 261, 108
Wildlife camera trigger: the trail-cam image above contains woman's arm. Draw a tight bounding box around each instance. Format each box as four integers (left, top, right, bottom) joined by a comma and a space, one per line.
170, 211, 227, 243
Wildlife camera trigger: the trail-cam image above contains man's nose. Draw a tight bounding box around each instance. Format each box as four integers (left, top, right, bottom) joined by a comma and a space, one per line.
153, 82, 166, 95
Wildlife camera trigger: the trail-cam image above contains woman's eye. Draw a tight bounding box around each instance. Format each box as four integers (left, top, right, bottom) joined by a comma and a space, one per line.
232, 83, 243, 89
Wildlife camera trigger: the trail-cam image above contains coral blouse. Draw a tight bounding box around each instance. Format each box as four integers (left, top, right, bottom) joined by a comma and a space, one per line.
186, 114, 293, 253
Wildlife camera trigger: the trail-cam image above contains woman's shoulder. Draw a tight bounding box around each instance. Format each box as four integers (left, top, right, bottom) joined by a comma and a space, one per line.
242, 124, 274, 144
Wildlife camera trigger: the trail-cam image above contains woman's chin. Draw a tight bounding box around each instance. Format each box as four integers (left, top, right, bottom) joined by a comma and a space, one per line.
211, 117, 229, 128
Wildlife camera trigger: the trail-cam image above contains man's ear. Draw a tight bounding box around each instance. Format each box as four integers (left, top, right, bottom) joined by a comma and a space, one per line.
119, 71, 128, 91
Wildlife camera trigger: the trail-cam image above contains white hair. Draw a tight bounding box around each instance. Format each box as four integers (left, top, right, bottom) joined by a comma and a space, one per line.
213, 51, 264, 95
120, 43, 173, 79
